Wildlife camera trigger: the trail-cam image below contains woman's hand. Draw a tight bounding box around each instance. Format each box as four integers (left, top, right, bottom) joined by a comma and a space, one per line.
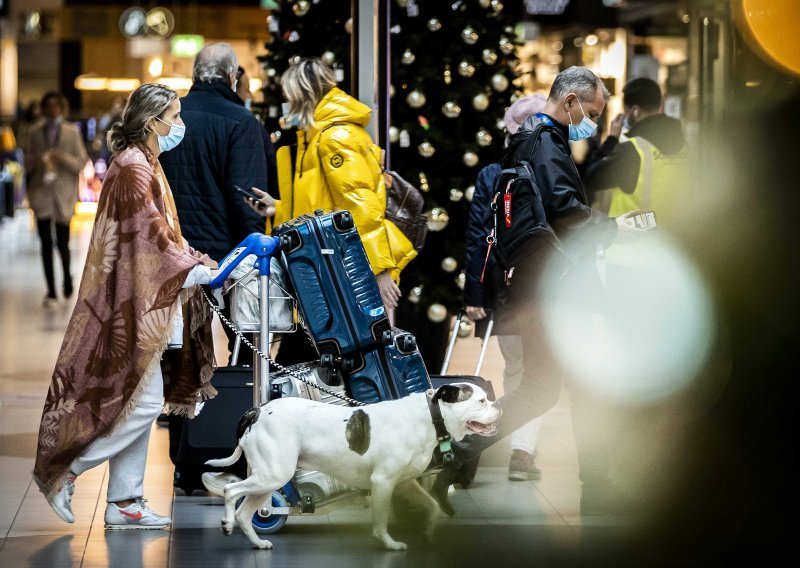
376, 270, 401, 310
465, 306, 487, 321
243, 186, 276, 217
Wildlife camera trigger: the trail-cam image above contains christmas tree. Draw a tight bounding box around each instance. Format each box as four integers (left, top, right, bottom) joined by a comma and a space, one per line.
390, 0, 525, 368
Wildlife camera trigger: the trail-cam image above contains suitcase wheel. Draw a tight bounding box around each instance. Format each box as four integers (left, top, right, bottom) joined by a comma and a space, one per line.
341, 357, 356, 373
280, 230, 302, 252
332, 211, 354, 231
252, 491, 289, 534
320, 353, 336, 368
398, 334, 417, 353
381, 329, 394, 346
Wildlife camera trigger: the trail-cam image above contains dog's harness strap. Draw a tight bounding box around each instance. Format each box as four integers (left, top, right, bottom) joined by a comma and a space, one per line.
427, 394, 454, 463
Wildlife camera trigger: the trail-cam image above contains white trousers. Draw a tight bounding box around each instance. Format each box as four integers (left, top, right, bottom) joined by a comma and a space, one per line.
498, 335, 543, 456
70, 365, 163, 503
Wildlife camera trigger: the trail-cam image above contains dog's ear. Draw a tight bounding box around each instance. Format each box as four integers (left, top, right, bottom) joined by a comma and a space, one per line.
432, 384, 461, 404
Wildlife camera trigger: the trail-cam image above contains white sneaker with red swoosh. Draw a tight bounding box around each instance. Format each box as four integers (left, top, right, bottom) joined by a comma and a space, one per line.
104, 498, 172, 530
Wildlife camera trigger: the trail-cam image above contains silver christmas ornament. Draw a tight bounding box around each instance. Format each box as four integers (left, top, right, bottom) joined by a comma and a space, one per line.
288, 31, 301, 43
427, 18, 442, 32
464, 185, 475, 202
463, 151, 479, 167
461, 26, 479, 45
499, 37, 515, 55
491, 73, 509, 92
427, 303, 448, 323
426, 208, 450, 231
408, 285, 423, 304
441, 101, 462, 118
401, 49, 416, 65
418, 141, 436, 158
496, 118, 506, 130
389, 126, 399, 143
472, 93, 490, 111
270, 131, 282, 144
458, 61, 476, 78
449, 188, 464, 201
321, 51, 336, 65
458, 319, 473, 337
390, 25, 402, 34
399, 130, 411, 148
289, 55, 302, 65
406, 89, 426, 108
441, 257, 458, 273
482, 49, 498, 65
476, 128, 493, 147
293, 0, 311, 16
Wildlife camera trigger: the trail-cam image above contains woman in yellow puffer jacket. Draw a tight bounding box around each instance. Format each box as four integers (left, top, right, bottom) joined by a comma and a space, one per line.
256, 58, 416, 314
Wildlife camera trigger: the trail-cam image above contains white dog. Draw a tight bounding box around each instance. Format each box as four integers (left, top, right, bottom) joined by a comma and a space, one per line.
206, 382, 500, 550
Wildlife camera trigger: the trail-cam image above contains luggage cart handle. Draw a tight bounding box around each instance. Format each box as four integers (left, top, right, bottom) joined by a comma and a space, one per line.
439, 309, 494, 376
210, 233, 284, 289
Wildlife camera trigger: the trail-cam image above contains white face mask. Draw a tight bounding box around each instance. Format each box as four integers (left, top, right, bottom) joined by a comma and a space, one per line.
155, 117, 186, 153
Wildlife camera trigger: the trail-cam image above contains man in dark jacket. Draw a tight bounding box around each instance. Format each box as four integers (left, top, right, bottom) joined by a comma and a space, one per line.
584, 77, 687, 224
160, 43, 267, 262
434, 66, 643, 516
161, 42, 267, 366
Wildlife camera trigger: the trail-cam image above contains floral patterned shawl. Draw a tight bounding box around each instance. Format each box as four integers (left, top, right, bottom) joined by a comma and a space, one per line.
33, 145, 217, 496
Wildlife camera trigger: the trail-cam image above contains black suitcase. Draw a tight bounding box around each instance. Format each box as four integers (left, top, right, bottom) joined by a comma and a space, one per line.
273, 210, 392, 364
343, 329, 431, 403
169, 366, 252, 494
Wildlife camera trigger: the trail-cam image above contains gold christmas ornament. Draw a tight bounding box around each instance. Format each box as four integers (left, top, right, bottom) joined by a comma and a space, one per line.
482, 49, 498, 65
461, 26, 479, 45
418, 172, 429, 191
499, 37, 515, 55
442, 101, 462, 118
426, 208, 450, 231
491, 73, 509, 92
458, 319, 473, 337
463, 151, 479, 167
270, 131, 282, 144
406, 89, 426, 108
389, 126, 399, 143
344, 18, 353, 34
427, 18, 442, 32
408, 285, 423, 304
479, 0, 492, 8
441, 257, 458, 273
418, 141, 436, 158
321, 51, 336, 65
401, 49, 416, 65
458, 61, 476, 78
293, 0, 311, 17
491, 0, 504, 14
449, 188, 464, 201
472, 93, 490, 111
455, 271, 466, 290
427, 303, 448, 323
444, 64, 452, 85
476, 128, 493, 147
464, 185, 475, 202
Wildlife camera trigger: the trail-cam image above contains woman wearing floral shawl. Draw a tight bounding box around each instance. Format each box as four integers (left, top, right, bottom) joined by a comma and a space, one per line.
33, 83, 217, 529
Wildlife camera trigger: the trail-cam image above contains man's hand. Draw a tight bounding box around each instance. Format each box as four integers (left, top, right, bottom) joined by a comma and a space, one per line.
376, 270, 401, 310
243, 186, 276, 217
614, 210, 647, 244
608, 113, 624, 139
465, 306, 487, 321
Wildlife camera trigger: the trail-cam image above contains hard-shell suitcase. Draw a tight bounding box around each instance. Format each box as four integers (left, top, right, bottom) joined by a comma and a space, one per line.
343, 329, 431, 404
273, 210, 392, 364
169, 366, 252, 494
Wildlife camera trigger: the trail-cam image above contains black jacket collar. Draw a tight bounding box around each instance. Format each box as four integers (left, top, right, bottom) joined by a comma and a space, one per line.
188, 80, 245, 106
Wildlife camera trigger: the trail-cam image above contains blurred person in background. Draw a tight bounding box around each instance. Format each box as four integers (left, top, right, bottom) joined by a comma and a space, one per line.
235, 65, 279, 199
24, 92, 88, 307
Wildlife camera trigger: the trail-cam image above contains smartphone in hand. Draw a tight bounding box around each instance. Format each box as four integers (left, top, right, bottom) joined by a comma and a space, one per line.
233, 185, 259, 201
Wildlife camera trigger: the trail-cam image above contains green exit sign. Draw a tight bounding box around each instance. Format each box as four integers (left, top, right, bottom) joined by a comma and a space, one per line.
171, 35, 204, 58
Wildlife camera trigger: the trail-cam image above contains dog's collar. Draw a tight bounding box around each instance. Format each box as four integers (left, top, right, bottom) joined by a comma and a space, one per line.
427, 393, 455, 464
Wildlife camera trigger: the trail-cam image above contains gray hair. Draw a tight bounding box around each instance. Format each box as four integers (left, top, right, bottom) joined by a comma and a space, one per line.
107, 83, 177, 155
548, 66, 610, 103
192, 43, 238, 84
281, 58, 337, 131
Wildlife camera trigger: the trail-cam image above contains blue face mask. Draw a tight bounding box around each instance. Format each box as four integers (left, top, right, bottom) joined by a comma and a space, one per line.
567, 99, 598, 141
155, 117, 186, 153
281, 102, 300, 128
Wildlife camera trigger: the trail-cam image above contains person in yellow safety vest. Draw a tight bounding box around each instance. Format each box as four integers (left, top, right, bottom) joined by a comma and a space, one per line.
585, 77, 688, 228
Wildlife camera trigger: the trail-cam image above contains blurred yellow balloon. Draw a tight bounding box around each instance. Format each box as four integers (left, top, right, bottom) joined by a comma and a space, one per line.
734, 0, 800, 77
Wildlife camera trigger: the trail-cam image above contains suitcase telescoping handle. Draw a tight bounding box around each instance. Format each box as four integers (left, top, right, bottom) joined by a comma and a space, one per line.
439, 309, 494, 376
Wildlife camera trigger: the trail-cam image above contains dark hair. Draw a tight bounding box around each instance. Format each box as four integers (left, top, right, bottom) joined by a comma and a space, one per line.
40, 92, 68, 115
623, 78, 662, 112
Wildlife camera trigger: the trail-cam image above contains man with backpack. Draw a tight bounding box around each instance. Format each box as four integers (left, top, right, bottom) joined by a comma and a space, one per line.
433, 66, 644, 516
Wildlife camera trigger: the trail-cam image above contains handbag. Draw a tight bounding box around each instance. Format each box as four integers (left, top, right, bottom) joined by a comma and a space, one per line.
225, 254, 295, 333
383, 169, 428, 252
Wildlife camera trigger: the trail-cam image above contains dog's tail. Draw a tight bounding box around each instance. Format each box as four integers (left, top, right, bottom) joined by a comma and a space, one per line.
205, 407, 261, 467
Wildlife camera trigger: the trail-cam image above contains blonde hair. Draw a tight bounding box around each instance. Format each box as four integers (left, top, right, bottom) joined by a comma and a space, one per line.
281, 58, 337, 131
107, 83, 177, 155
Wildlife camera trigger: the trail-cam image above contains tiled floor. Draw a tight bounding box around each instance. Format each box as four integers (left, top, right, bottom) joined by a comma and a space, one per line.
0, 210, 740, 567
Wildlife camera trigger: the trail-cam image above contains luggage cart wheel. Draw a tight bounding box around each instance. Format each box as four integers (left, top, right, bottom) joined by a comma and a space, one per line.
320, 353, 335, 367
252, 491, 289, 534
381, 330, 394, 345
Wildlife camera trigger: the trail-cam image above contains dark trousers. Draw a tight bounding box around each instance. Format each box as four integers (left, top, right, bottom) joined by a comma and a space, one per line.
36, 218, 71, 298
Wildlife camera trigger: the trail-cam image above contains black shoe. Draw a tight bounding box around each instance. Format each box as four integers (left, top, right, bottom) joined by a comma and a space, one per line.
430, 464, 459, 518
508, 450, 541, 481
580, 482, 639, 516
63, 276, 73, 299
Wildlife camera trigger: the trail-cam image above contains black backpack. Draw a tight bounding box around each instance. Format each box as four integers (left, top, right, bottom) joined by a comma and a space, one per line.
483, 159, 569, 290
